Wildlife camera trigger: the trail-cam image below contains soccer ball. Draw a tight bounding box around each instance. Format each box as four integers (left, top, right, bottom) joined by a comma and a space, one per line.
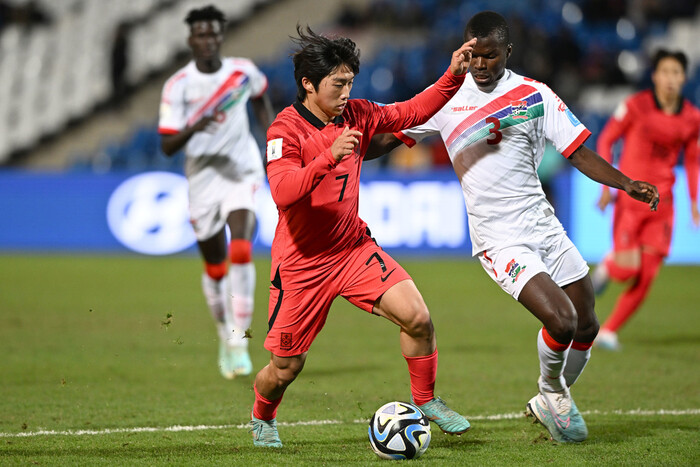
368, 401, 431, 460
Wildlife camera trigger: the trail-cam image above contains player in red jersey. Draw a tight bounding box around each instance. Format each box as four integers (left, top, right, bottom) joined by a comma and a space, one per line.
248, 26, 477, 448
592, 49, 700, 351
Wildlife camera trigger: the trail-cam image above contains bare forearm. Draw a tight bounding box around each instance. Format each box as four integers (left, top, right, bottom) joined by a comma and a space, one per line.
569, 144, 659, 210
161, 127, 197, 156
251, 94, 274, 132
366, 133, 403, 160
568, 145, 631, 190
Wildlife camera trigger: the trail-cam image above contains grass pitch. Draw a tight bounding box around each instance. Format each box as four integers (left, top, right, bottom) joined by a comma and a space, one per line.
0, 255, 698, 465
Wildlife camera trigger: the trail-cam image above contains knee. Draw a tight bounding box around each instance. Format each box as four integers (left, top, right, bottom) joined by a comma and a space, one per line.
401, 301, 433, 339
577, 317, 600, 342
575, 300, 599, 342
545, 305, 578, 343
270, 356, 305, 387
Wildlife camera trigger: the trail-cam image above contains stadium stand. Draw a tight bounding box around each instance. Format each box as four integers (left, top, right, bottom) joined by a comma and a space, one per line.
2, 0, 698, 171
0, 0, 275, 165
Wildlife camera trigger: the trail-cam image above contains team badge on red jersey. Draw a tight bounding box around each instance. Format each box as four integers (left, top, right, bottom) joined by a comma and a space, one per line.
280, 332, 293, 350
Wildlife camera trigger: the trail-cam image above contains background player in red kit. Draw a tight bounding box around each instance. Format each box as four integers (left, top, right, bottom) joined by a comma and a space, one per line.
248, 26, 476, 448
592, 49, 700, 351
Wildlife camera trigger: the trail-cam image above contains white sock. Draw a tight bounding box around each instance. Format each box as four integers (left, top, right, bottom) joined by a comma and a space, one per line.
537, 328, 570, 393
201, 273, 229, 342
563, 347, 591, 387
226, 262, 255, 348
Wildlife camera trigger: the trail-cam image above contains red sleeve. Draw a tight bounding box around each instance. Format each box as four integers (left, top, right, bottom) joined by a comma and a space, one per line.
266, 128, 339, 210
684, 126, 699, 202
373, 68, 465, 134
394, 131, 417, 147
562, 129, 591, 158
596, 100, 634, 164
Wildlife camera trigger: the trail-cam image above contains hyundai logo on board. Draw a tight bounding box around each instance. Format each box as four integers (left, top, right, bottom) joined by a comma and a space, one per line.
106, 172, 195, 255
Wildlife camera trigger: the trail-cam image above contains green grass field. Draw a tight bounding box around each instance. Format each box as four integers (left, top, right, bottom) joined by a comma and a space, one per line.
1, 255, 698, 465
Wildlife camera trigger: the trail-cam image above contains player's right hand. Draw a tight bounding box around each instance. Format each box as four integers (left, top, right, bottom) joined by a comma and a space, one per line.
449, 38, 477, 76
331, 126, 362, 162
192, 114, 218, 134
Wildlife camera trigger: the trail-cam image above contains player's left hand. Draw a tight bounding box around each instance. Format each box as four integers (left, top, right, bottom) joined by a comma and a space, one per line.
691, 204, 700, 228
596, 187, 613, 212
449, 38, 477, 76
625, 180, 659, 211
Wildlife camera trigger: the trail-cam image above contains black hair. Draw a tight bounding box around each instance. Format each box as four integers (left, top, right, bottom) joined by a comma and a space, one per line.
291, 25, 360, 101
652, 49, 688, 73
464, 11, 510, 46
185, 5, 226, 28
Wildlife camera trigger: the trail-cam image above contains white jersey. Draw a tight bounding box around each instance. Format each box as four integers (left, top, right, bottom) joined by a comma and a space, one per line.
158, 57, 267, 187
400, 70, 590, 256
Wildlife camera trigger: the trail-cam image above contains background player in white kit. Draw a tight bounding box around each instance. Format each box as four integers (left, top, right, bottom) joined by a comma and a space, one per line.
369, 11, 659, 443
158, 5, 274, 379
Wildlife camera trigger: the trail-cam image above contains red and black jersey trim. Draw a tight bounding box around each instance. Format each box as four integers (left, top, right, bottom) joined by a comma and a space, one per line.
268, 266, 283, 332
652, 91, 684, 115
293, 100, 344, 129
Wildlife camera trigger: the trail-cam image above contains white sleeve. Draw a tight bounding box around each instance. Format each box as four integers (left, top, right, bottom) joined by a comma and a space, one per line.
244, 59, 268, 99
158, 74, 187, 134
397, 116, 441, 147
540, 84, 590, 158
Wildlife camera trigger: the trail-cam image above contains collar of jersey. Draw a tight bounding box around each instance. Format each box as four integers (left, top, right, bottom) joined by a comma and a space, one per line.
293, 100, 345, 129
651, 91, 684, 115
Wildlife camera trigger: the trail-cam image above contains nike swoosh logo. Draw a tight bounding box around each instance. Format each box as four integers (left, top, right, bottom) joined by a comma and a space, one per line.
554, 414, 571, 429
537, 402, 570, 429
381, 269, 396, 282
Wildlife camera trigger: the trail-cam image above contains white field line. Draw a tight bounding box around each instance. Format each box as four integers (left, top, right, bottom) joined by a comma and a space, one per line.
2, 409, 698, 438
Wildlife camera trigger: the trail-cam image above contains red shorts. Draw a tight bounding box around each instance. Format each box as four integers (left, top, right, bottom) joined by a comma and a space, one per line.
264, 237, 411, 357
613, 196, 674, 257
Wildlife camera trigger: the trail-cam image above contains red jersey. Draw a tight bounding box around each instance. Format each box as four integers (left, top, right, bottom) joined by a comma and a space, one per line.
265, 69, 465, 288
597, 89, 700, 209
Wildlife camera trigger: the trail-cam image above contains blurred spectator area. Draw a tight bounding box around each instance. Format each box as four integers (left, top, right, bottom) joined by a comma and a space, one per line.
2, 0, 700, 172
0, 0, 275, 164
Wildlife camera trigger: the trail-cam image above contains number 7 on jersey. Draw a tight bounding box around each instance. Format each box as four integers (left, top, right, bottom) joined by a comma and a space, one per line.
335, 174, 349, 201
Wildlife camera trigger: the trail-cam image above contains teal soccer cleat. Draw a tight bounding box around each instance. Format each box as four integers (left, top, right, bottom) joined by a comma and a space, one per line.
414, 396, 471, 435
249, 415, 283, 448
229, 346, 253, 376
594, 330, 621, 352
526, 379, 588, 443
218, 343, 252, 379
218, 342, 234, 380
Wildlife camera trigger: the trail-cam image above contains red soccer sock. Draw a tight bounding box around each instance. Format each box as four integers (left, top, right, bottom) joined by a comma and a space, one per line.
403, 348, 438, 406
604, 256, 639, 282
253, 385, 283, 421
204, 261, 227, 280
602, 252, 663, 333
229, 239, 252, 264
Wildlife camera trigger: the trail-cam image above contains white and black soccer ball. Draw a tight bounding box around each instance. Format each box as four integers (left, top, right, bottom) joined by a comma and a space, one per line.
368, 401, 431, 460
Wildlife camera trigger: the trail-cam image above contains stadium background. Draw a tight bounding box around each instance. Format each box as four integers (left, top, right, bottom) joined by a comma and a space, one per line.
1, 2, 699, 464
1, 0, 698, 262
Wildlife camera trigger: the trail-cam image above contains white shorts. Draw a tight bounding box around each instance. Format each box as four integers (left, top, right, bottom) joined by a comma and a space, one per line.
189, 178, 260, 241
478, 232, 589, 300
